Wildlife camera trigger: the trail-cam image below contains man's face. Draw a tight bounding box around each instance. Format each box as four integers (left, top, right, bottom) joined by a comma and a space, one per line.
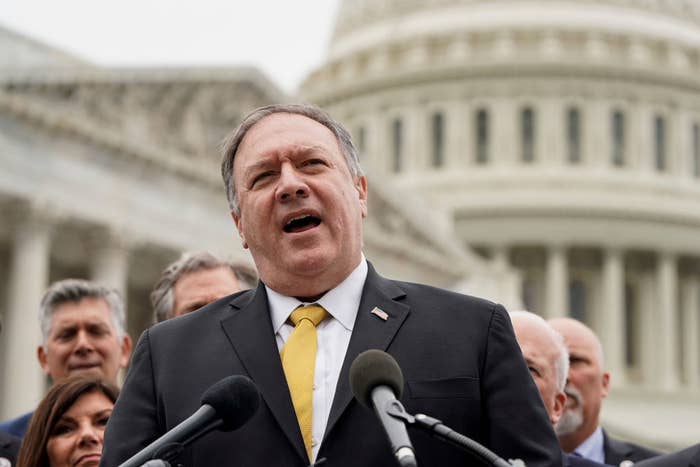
172, 266, 242, 317
231, 113, 367, 298
512, 316, 566, 427
549, 318, 609, 437
37, 297, 132, 385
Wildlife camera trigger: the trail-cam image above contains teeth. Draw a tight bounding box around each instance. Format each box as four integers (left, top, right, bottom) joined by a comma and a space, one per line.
286, 214, 310, 225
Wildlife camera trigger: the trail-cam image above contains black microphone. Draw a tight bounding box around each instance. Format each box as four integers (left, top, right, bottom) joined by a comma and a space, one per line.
349, 349, 418, 467
119, 375, 260, 467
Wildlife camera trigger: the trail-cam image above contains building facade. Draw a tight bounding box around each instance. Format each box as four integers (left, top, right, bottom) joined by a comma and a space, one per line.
0, 24, 509, 419
301, 0, 700, 447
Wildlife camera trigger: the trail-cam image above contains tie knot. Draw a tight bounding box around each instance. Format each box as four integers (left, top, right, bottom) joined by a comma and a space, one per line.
290, 305, 328, 327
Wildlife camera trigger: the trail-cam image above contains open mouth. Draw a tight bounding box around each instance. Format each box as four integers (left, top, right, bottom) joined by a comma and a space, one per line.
283, 214, 321, 233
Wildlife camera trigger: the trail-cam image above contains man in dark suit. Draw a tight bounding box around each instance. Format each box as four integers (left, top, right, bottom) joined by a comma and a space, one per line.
100, 104, 562, 467
0, 431, 20, 466
510, 311, 612, 467
635, 444, 699, 467
549, 318, 660, 465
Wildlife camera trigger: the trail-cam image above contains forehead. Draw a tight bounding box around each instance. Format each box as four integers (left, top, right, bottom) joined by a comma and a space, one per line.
234, 113, 342, 169
553, 321, 599, 358
50, 297, 114, 329
513, 319, 559, 364
63, 391, 113, 417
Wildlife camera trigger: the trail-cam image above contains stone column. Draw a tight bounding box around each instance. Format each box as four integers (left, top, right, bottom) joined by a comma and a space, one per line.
492, 98, 517, 166
680, 277, 700, 388
545, 245, 568, 318
540, 98, 564, 166
405, 105, 426, 173
446, 101, 469, 168
583, 99, 607, 167
89, 229, 130, 299
600, 248, 626, 386
656, 252, 680, 391
1, 212, 53, 419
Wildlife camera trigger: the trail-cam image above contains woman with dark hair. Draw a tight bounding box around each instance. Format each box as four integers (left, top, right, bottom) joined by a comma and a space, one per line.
17, 375, 119, 467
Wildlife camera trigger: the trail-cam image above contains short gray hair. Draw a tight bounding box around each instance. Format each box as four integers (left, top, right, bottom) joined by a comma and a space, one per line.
151, 251, 258, 323
221, 103, 363, 216
510, 310, 570, 392
40, 279, 126, 347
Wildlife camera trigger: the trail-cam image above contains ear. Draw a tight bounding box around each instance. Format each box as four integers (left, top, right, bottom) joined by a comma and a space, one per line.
551, 390, 567, 426
355, 175, 368, 218
119, 334, 133, 369
37, 345, 51, 376
230, 211, 249, 249
601, 371, 610, 398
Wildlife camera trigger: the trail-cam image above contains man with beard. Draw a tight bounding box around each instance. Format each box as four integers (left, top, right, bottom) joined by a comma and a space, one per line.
510, 312, 612, 467
549, 318, 660, 466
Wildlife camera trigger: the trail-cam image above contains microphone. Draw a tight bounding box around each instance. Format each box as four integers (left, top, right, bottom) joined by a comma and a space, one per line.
119, 375, 260, 467
349, 349, 418, 467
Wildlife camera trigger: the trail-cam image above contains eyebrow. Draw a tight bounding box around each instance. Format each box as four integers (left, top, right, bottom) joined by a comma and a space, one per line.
241, 145, 329, 177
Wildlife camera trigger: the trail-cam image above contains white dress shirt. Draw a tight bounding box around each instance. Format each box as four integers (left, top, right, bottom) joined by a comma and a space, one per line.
573, 426, 605, 464
266, 255, 368, 463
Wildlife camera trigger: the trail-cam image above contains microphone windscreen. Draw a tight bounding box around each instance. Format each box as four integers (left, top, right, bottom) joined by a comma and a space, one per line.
201, 375, 260, 431
349, 349, 404, 408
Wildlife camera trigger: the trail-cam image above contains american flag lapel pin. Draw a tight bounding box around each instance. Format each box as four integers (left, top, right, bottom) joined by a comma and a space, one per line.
371, 307, 389, 321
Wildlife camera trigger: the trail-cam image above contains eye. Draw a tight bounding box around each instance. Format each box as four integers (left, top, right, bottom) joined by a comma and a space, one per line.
251, 170, 275, 187
52, 423, 74, 436
528, 366, 540, 377
300, 158, 326, 169
96, 415, 110, 427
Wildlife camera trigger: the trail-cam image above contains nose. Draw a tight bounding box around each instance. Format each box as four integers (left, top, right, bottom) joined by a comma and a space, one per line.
77, 424, 101, 448
74, 330, 95, 355
275, 164, 309, 203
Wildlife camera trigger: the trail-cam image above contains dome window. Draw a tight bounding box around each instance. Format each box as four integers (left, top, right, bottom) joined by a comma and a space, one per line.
521, 107, 536, 163
567, 108, 582, 164
611, 110, 626, 167
475, 108, 489, 164
391, 118, 403, 173
692, 123, 700, 178
654, 115, 667, 172
431, 112, 445, 168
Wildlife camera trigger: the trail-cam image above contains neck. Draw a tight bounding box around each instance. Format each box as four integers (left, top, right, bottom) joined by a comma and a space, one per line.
559, 425, 597, 453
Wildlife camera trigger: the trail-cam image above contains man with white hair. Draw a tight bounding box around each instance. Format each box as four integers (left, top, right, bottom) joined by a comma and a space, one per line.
510, 311, 611, 467
549, 317, 660, 466
0, 279, 132, 438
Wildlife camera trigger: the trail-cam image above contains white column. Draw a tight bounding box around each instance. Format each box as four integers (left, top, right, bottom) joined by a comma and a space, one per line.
583, 99, 607, 167
1, 214, 52, 418
446, 100, 469, 169
405, 105, 426, 173
656, 252, 680, 391
680, 277, 700, 388
546, 245, 568, 318
601, 248, 626, 386
539, 98, 564, 166
89, 230, 130, 299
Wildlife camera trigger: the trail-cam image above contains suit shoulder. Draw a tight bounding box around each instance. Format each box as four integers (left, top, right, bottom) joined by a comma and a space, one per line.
391, 279, 502, 313
604, 432, 662, 462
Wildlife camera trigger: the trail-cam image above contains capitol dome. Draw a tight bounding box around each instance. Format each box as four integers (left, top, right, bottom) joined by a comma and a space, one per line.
302, 0, 700, 446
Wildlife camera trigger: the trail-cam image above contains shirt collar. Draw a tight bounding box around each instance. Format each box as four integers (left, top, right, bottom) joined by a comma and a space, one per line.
266, 254, 368, 333
573, 426, 605, 464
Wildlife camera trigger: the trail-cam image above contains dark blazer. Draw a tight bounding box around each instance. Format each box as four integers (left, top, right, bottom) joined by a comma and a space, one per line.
0, 412, 32, 439
635, 444, 700, 467
604, 430, 662, 465
101, 263, 561, 467
0, 431, 20, 466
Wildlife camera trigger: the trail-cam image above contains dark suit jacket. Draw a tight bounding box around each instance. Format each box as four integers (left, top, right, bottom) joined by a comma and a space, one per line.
604, 430, 662, 465
0, 412, 32, 439
0, 431, 20, 466
101, 263, 561, 467
635, 444, 700, 467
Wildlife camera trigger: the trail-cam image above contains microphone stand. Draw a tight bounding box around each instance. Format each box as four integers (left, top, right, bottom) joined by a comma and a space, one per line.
385, 403, 525, 467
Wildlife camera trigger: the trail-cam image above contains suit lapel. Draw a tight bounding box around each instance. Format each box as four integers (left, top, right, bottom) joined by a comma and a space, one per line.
323, 264, 410, 439
219, 284, 307, 463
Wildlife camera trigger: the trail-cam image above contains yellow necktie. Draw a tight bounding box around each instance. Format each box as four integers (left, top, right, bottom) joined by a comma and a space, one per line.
280, 304, 328, 461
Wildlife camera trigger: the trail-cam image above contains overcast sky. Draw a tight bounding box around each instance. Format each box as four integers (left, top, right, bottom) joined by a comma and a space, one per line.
0, 0, 341, 93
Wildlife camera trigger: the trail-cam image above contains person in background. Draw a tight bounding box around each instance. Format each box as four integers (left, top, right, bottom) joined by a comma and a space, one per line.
151, 251, 257, 323
16, 375, 118, 467
0, 280, 131, 439
510, 311, 613, 467
549, 317, 661, 466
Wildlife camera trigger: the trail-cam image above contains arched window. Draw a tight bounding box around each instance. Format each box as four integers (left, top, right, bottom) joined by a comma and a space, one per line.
569, 279, 587, 322
521, 107, 535, 162
567, 107, 581, 163
611, 110, 625, 166
431, 112, 444, 167
391, 118, 403, 173
475, 108, 489, 164
654, 115, 667, 171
